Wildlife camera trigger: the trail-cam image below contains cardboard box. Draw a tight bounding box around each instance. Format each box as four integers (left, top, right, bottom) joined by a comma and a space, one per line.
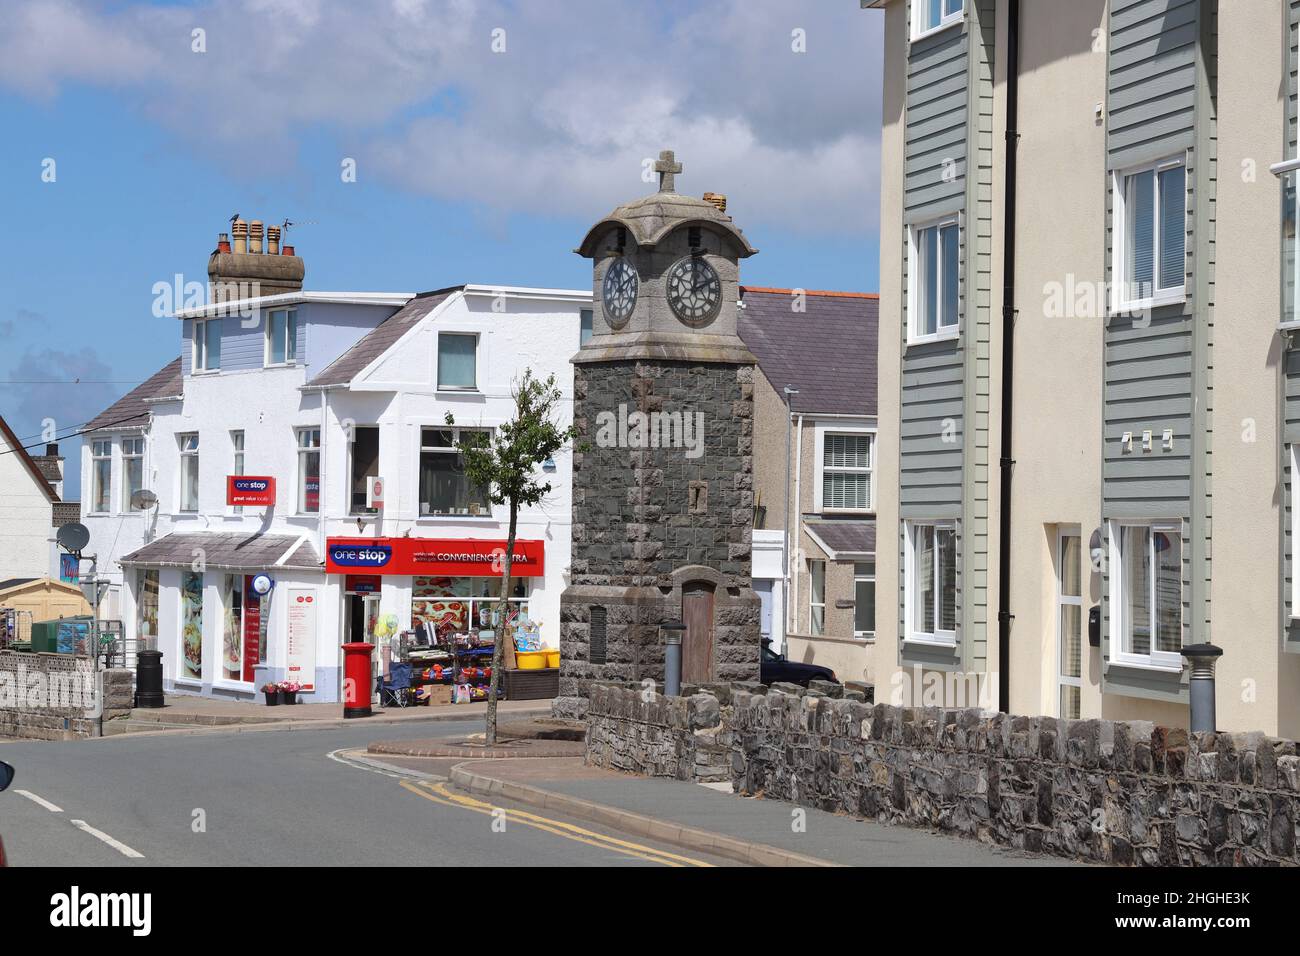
427, 683, 453, 706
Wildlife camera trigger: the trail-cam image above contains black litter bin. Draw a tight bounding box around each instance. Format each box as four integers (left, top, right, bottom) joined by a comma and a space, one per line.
135, 650, 164, 708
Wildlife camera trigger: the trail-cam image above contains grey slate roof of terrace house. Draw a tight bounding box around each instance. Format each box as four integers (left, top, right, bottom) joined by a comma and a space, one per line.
737, 287, 878, 417
804, 518, 876, 559
84, 358, 183, 433
119, 532, 321, 572
306, 287, 462, 388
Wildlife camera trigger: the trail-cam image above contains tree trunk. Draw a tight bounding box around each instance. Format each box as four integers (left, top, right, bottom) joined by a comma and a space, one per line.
486, 500, 518, 745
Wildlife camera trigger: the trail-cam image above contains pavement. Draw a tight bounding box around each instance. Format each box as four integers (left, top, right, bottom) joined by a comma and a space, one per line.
95, 693, 552, 737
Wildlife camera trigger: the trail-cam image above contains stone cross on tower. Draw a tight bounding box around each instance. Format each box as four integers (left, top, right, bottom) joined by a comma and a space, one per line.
654, 149, 683, 193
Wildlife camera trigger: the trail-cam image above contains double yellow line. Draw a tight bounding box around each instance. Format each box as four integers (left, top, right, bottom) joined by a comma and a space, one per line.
399, 780, 714, 867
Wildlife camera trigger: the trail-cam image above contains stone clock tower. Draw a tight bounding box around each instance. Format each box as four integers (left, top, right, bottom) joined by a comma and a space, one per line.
556, 151, 762, 714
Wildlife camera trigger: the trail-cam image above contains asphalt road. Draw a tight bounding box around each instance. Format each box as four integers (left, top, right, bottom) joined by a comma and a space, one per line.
0, 722, 735, 867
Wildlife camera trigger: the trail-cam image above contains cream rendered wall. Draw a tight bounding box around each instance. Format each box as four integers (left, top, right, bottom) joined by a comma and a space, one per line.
1214, 0, 1300, 738
0, 430, 53, 583
1004, 0, 1109, 720
873, 0, 907, 702
752, 371, 789, 531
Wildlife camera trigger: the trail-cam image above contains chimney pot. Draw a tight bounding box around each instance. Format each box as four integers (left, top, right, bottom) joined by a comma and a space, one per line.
282, 244, 295, 256
267, 225, 281, 256
232, 219, 248, 254
249, 220, 264, 255
46, 443, 58, 457
217, 231, 231, 254
702, 192, 727, 214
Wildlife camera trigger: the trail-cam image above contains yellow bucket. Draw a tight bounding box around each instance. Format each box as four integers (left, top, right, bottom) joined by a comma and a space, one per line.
544, 649, 561, 668
516, 650, 547, 670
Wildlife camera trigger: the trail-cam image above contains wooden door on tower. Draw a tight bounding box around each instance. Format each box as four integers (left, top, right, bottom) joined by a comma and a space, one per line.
681, 583, 715, 683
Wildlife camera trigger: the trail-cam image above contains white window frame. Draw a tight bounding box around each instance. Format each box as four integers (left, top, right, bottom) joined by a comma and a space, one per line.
264, 308, 299, 367
121, 436, 144, 512
90, 439, 112, 514
1055, 528, 1083, 718
907, 216, 960, 344
853, 560, 876, 640
808, 559, 826, 636
193, 319, 220, 373
436, 331, 480, 392
417, 426, 493, 517
1107, 519, 1183, 671
230, 430, 245, 515
348, 424, 380, 516
1111, 156, 1188, 314
911, 0, 965, 41
178, 433, 199, 513
814, 422, 875, 513
1273, 156, 1300, 329
904, 520, 957, 646
296, 427, 321, 515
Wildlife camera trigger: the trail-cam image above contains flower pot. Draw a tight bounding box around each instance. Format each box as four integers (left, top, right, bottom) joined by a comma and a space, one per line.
264, 690, 282, 706
282, 692, 297, 705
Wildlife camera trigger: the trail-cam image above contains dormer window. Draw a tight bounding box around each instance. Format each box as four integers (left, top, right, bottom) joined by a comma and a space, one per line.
265, 308, 298, 366
193, 319, 221, 372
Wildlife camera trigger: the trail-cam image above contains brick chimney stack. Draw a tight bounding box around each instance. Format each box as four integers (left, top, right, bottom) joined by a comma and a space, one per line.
208, 216, 305, 304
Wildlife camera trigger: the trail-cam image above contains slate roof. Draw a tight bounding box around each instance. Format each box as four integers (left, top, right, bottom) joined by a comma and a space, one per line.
119, 532, 321, 572
804, 518, 876, 558
84, 358, 183, 433
737, 287, 878, 417
0, 414, 57, 503
307, 288, 461, 388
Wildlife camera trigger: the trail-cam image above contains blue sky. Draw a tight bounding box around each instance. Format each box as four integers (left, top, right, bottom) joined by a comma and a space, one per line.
0, 1, 883, 494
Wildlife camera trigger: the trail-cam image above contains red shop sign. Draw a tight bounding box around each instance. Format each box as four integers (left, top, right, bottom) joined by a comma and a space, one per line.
227, 476, 276, 507
325, 537, 545, 578
344, 575, 382, 594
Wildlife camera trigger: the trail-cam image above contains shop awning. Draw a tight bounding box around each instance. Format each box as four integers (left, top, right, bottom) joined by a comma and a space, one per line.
803, 519, 875, 561
119, 533, 321, 572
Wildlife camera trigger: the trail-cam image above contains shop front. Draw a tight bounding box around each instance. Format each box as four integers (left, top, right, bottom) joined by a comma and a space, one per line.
325, 536, 551, 703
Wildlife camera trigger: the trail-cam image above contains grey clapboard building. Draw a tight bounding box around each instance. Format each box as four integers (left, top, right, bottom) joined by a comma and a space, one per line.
868, 0, 1300, 737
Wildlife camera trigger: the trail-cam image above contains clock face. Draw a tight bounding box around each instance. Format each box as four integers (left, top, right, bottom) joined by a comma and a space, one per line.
601, 258, 638, 328
666, 256, 722, 327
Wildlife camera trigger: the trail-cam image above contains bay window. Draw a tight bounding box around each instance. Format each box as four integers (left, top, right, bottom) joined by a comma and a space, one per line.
1113, 158, 1186, 311
1109, 520, 1182, 668
854, 560, 876, 639
419, 427, 491, 516
908, 218, 959, 343
906, 521, 956, 644
809, 560, 825, 636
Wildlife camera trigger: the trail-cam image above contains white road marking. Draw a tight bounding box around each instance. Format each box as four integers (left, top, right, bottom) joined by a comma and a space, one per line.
70, 819, 144, 859
326, 747, 441, 781
15, 789, 63, 812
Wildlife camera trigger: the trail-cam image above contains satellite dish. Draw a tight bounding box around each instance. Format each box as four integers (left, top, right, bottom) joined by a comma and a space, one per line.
130, 489, 159, 510
56, 522, 90, 554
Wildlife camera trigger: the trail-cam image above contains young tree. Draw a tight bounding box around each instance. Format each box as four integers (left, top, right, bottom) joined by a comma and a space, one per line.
446, 370, 577, 744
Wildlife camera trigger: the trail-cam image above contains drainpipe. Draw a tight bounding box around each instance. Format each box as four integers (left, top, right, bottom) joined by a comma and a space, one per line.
790, 413, 804, 638
782, 387, 800, 652
996, 0, 1021, 715
319, 390, 329, 564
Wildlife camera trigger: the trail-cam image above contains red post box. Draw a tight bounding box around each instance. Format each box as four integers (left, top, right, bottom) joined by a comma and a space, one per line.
342, 642, 375, 719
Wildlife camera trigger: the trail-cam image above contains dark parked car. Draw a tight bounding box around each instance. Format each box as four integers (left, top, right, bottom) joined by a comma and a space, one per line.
760, 638, 837, 687
0, 760, 11, 867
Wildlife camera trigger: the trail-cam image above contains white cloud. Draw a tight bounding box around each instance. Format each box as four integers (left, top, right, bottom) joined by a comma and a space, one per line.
0, 0, 882, 235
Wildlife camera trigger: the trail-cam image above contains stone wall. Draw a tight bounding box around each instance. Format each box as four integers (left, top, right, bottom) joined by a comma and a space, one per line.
0, 651, 104, 740
586, 681, 1300, 866
585, 682, 733, 783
